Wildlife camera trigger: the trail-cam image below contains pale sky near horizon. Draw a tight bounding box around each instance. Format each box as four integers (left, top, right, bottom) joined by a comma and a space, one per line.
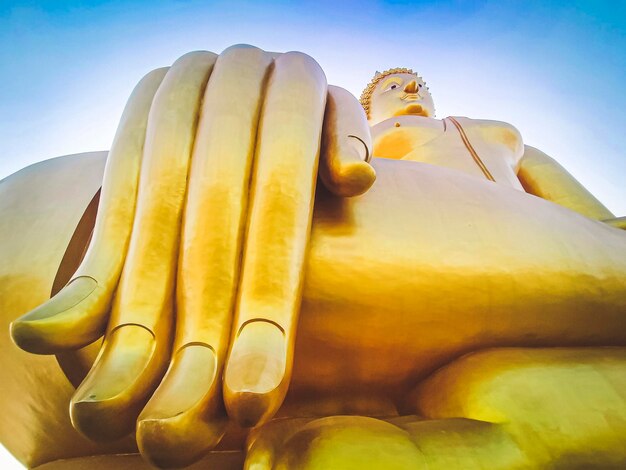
0, 1, 625, 467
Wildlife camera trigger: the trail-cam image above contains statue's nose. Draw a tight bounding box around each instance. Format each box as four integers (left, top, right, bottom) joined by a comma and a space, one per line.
404, 80, 418, 93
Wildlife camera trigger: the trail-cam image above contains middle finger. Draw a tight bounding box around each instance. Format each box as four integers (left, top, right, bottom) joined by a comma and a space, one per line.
135, 45, 273, 468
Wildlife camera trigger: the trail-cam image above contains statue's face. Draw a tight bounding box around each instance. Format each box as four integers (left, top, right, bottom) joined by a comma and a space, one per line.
369, 73, 435, 125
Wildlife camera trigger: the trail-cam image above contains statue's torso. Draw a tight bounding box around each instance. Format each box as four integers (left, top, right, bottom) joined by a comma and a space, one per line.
371, 116, 525, 190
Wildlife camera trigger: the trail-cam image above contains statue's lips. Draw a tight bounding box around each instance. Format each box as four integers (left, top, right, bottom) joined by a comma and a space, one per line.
394, 103, 429, 117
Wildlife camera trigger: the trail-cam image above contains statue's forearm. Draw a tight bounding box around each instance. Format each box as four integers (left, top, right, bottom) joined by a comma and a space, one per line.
517, 145, 614, 220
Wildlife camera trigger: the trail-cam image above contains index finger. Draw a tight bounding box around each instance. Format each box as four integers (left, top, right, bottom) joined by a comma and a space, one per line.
319, 85, 375, 197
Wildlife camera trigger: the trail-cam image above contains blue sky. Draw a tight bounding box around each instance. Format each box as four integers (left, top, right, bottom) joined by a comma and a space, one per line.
0, 2, 625, 466
1, 0, 625, 213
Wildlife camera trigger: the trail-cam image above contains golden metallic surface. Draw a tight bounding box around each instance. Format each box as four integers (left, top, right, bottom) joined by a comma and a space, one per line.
9, 67, 168, 354
292, 157, 626, 393
409, 347, 626, 468
371, 115, 526, 190
1, 46, 626, 468
3, 151, 625, 467
603, 216, 626, 229
319, 85, 375, 196
365, 70, 434, 125
0, 153, 137, 467
33, 451, 244, 470
223, 51, 328, 428
136, 44, 272, 468
70, 50, 218, 442
249, 348, 626, 469
518, 144, 615, 220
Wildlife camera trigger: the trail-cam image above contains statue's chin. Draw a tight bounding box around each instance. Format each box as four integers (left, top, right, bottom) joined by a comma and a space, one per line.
394, 104, 429, 117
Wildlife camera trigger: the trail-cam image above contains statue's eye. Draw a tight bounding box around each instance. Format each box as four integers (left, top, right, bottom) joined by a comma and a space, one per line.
382, 80, 402, 93
418, 84, 423, 88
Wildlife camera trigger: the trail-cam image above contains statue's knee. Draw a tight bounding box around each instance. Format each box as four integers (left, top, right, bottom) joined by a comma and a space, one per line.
273, 416, 425, 470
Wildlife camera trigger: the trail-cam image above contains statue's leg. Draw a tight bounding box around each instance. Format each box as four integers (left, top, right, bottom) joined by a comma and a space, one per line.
405, 347, 626, 468
246, 347, 626, 469
31, 451, 245, 470
292, 159, 626, 393
246, 415, 526, 470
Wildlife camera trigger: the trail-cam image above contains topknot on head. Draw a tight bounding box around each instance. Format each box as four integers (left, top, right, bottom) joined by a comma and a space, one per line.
360, 68, 429, 118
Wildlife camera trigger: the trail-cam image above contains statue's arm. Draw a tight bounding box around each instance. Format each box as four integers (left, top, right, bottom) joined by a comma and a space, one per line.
516, 145, 616, 221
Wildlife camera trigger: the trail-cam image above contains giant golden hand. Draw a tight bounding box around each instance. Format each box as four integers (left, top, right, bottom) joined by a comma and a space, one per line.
9, 45, 374, 467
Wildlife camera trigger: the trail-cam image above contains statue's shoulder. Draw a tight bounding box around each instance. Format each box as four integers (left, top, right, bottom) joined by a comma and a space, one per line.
450, 117, 524, 159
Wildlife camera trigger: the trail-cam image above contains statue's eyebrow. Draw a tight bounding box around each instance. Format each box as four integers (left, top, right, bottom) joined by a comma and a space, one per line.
380, 77, 403, 90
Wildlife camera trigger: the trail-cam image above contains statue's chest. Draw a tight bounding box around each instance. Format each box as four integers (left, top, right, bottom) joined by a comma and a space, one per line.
372, 118, 524, 190
372, 119, 443, 159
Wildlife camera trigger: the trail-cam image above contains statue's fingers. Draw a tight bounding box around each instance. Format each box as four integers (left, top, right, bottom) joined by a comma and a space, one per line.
135, 45, 273, 468
223, 51, 327, 428
69, 51, 217, 441
9, 67, 168, 354
319, 85, 376, 197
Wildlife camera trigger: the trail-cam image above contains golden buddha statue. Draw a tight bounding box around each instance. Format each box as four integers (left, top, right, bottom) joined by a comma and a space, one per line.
1, 45, 625, 469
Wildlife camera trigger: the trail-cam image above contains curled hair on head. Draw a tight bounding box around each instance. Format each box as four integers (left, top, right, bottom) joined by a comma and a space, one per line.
360, 68, 431, 119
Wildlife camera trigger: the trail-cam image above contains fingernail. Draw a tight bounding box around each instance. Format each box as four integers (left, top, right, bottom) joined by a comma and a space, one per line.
70, 324, 157, 441
137, 343, 227, 468
10, 276, 99, 354
223, 321, 287, 427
